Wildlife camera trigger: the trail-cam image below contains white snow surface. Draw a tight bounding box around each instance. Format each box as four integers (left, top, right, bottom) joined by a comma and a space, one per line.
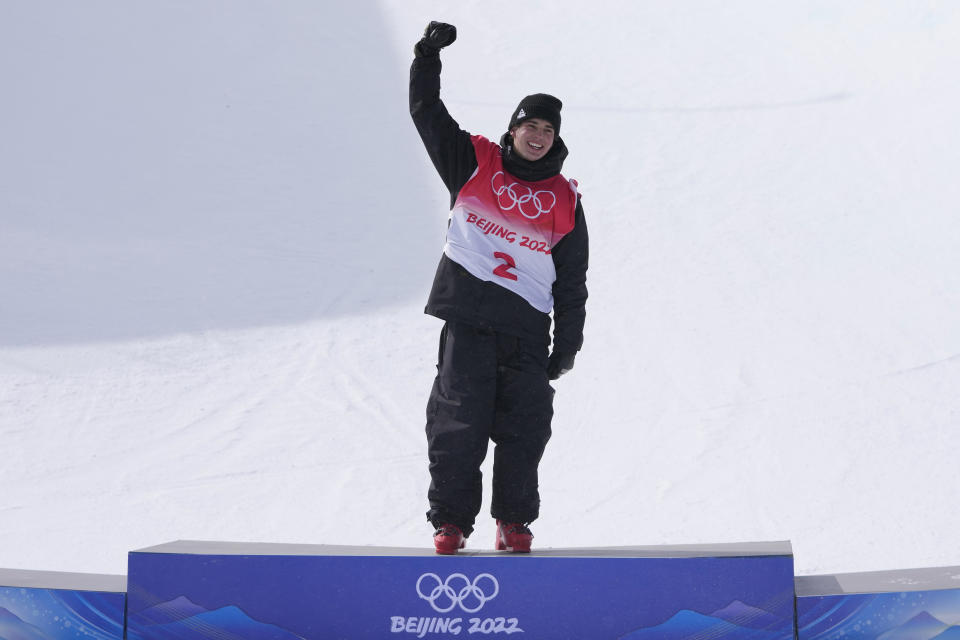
2, 1, 959, 577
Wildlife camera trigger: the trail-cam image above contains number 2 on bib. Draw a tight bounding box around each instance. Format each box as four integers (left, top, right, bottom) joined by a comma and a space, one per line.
493, 252, 518, 281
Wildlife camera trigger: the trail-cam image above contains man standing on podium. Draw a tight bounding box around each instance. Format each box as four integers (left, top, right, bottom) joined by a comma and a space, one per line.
409, 21, 589, 554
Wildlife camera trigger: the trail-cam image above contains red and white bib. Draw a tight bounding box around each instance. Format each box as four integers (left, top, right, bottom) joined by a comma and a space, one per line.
444, 136, 579, 313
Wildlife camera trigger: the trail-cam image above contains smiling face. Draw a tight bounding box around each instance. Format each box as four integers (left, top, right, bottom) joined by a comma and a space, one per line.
510, 118, 556, 162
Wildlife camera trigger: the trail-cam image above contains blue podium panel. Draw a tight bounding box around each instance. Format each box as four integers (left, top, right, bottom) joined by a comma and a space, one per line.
796, 565, 960, 639
126, 540, 795, 640
0, 567, 126, 640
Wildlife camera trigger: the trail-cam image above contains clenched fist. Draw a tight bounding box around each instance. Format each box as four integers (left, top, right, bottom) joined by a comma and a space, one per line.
415, 21, 457, 57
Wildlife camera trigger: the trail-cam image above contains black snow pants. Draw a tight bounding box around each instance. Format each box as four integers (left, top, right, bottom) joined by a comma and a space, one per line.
425, 320, 554, 537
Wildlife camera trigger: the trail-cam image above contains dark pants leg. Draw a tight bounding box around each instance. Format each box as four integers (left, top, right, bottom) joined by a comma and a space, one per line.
425, 322, 498, 537
425, 321, 554, 536
490, 332, 553, 524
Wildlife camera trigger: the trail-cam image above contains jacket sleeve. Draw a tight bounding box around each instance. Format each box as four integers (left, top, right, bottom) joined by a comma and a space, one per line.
550, 197, 589, 354
409, 51, 478, 206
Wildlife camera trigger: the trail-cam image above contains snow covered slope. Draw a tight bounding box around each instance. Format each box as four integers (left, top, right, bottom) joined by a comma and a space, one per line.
2, 1, 959, 576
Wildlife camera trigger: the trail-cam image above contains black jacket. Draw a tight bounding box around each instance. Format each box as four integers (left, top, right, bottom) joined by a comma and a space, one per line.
410, 51, 588, 354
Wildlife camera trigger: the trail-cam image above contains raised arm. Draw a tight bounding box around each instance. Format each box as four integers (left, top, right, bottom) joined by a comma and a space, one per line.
409, 22, 478, 205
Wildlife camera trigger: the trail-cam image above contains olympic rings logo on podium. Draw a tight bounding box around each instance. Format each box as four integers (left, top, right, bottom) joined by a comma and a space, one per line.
491, 171, 557, 220
416, 572, 500, 613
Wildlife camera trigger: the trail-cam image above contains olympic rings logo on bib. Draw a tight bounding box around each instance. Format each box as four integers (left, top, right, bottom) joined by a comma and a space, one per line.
416, 572, 500, 613
491, 171, 557, 220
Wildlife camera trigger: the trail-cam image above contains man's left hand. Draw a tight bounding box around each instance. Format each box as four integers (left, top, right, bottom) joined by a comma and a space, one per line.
547, 351, 576, 380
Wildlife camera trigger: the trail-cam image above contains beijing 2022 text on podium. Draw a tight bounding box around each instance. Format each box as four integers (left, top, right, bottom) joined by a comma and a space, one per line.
124, 540, 797, 639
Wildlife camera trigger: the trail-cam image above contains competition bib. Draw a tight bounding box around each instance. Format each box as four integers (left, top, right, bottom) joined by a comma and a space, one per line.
444, 136, 578, 313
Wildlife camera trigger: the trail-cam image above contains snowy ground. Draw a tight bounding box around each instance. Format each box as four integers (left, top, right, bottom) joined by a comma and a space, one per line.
2, 1, 959, 577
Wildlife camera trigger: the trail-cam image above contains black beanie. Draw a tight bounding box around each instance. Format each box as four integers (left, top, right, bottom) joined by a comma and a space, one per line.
508, 93, 562, 135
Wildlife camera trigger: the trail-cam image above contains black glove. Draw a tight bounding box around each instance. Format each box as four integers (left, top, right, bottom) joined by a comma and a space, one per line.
415, 21, 457, 57
547, 351, 576, 381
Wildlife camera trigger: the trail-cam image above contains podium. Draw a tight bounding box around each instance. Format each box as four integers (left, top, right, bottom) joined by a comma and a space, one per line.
797, 565, 960, 639
126, 539, 795, 639
0, 567, 126, 640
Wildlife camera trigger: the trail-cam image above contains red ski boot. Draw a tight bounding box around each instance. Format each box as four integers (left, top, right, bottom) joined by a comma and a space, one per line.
495, 521, 533, 553
433, 524, 466, 555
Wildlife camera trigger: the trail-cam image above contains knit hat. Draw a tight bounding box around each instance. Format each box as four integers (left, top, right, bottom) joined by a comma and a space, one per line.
508, 93, 562, 135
